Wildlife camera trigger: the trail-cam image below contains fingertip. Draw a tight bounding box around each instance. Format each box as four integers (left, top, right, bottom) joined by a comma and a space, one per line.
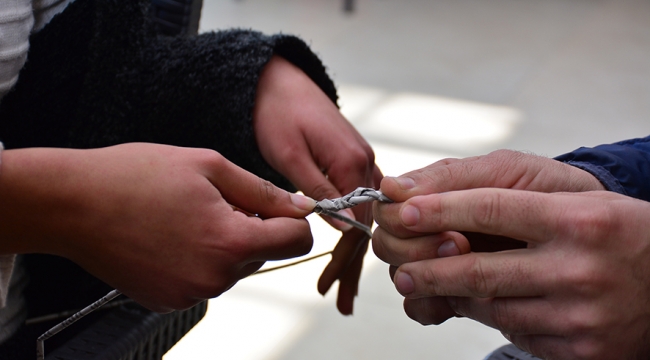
336, 286, 354, 316
437, 240, 460, 257
383, 175, 415, 190
290, 193, 317, 212
394, 176, 416, 190
400, 205, 420, 227
317, 269, 336, 295
395, 271, 415, 296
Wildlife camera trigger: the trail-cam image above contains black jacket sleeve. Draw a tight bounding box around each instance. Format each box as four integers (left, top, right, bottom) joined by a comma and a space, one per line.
0, 0, 338, 191
555, 136, 650, 202
0, 0, 339, 332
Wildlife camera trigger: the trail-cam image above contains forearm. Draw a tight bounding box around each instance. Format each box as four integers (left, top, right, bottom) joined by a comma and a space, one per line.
0, 148, 84, 256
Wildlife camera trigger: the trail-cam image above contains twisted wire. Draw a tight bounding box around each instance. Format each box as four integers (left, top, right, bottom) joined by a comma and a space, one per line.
313, 187, 392, 238
313, 187, 392, 213
36, 289, 122, 360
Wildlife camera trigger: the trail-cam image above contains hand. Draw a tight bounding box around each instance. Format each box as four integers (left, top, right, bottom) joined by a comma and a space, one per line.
253, 56, 383, 314
380, 149, 605, 202
374, 189, 650, 359
379, 150, 606, 253
0, 143, 315, 312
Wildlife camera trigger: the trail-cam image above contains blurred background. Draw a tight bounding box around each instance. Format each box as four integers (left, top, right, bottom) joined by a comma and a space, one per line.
165, 0, 650, 358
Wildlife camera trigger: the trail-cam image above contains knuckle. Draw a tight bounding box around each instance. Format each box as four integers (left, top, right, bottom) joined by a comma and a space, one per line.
274, 144, 304, 169
566, 204, 617, 241
420, 266, 442, 295
347, 145, 374, 169
473, 192, 502, 230
257, 179, 281, 204
565, 305, 604, 336
333, 146, 374, 181
309, 181, 336, 201
464, 257, 495, 297
196, 148, 225, 166
562, 257, 608, 298
425, 163, 456, 188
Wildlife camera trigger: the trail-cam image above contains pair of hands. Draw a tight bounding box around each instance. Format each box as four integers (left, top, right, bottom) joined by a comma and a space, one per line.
372, 150, 650, 359
0, 55, 379, 315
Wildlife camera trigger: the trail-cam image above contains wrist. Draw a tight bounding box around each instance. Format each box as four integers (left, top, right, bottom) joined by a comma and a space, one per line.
0, 148, 87, 256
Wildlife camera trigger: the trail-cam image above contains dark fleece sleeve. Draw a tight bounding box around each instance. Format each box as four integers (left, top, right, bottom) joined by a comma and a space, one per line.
0, 0, 338, 191
0, 0, 338, 345
555, 136, 650, 202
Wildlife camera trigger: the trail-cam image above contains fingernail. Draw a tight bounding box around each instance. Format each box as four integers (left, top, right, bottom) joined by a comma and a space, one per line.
395, 272, 414, 295
394, 176, 415, 190
438, 240, 460, 257
400, 205, 420, 226
291, 193, 317, 211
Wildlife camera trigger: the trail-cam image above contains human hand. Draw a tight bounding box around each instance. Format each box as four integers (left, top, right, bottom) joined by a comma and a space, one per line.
253, 56, 383, 314
380, 149, 605, 202
379, 150, 606, 253
373, 189, 650, 359
0, 143, 315, 312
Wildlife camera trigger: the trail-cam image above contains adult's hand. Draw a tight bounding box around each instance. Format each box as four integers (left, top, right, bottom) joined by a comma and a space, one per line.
380, 149, 605, 202
0, 143, 315, 312
374, 189, 650, 359
379, 150, 607, 253
254, 56, 383, 314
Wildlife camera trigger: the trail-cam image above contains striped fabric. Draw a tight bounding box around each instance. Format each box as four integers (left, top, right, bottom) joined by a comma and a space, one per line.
0, 0, 74, 102
0, 0, 75, 308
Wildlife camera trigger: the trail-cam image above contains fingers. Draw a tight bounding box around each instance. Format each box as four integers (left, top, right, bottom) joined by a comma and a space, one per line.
379, 150, 606, 204
200, 150, 316, 218
317, 227, 369, 296
403, 297, 458, 325
393, 250, 551, 299
377, 189, 569, 244
372, 228, 470, 266
448, 296, 567, 336
239, 215, 314, 261
379, 154, 500, 201
335, 240, 368, 315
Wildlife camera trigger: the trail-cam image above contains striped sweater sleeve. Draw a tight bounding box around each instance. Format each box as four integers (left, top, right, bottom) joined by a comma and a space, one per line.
0, 0, 33, 102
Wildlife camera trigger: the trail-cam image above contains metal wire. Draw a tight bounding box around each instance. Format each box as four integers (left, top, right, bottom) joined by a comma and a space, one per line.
36, 289, 122, 360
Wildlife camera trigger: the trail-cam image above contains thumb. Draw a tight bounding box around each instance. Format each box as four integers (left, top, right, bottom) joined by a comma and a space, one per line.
203, 154, 316, 218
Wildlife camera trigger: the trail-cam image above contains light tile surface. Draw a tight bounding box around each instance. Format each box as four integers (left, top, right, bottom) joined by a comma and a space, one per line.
166, 0, 650, 358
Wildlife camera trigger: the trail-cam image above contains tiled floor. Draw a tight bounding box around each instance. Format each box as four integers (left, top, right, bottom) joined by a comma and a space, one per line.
165, 0, 650, 358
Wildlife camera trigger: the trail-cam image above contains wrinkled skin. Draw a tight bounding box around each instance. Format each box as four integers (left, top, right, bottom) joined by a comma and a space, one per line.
372, 150, 650, 359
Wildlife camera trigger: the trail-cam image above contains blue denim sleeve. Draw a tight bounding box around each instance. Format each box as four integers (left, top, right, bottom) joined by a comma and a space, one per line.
554, 136, 650, 202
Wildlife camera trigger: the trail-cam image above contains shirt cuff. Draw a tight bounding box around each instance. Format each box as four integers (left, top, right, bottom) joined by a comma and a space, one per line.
561, 160, 627, 196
